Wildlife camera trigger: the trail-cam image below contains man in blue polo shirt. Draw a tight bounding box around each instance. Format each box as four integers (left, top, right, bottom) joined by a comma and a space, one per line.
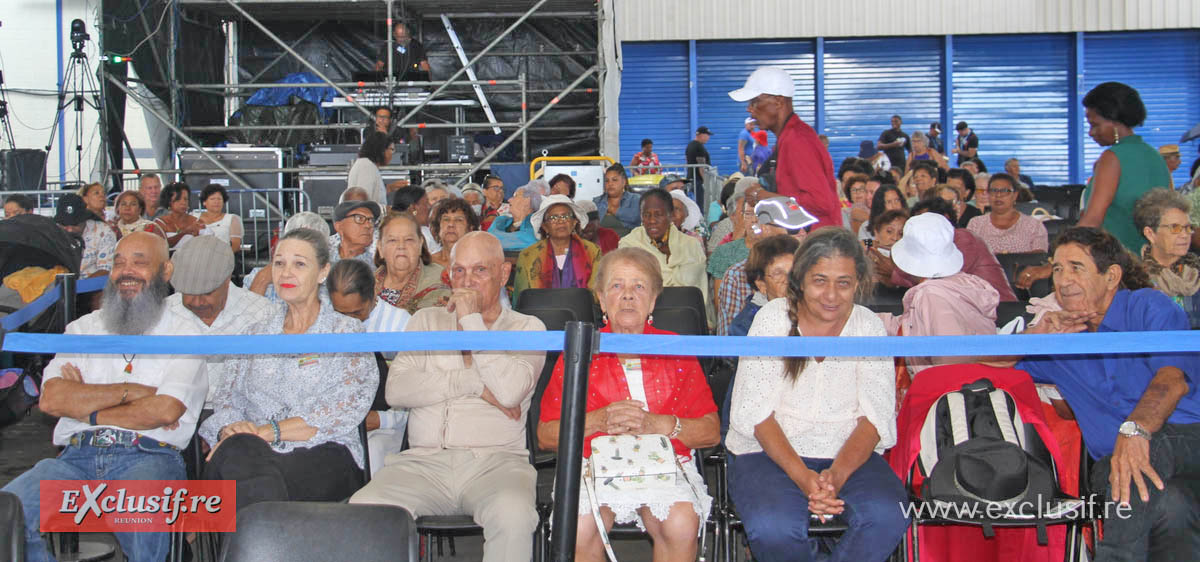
1016, 226, 1200, 562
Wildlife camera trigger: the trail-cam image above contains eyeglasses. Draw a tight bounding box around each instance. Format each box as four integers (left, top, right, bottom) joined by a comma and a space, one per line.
849, 187, 867, 194
987, 188, 1015, 195
546, 213, 575, 223
344, 214, 376, 225
1158, 223, 1196, 234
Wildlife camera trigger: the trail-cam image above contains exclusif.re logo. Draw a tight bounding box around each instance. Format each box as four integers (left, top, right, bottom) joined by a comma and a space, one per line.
40, 480, 237, 533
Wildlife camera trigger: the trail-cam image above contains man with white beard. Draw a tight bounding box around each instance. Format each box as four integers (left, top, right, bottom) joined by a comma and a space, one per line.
2, 232, 208, 562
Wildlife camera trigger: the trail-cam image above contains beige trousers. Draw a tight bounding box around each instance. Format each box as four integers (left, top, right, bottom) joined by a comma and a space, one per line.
350, 449, 538, 562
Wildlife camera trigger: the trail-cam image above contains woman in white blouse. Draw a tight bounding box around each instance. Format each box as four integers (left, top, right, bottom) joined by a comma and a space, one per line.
200, 227, 377, 509
195, 183, 244, 254
726, 227, 908, 562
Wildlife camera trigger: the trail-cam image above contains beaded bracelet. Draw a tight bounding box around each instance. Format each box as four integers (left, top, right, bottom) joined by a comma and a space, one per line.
270, 420, 281, 447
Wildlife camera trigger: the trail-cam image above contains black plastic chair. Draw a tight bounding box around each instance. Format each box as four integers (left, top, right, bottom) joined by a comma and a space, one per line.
515, 288, 596, 327
1043, 218, 1072, 246
0, 491, 24, 562
994, 252, 1053, 299
219, 501, 418, 562
995, 301, 1033, 331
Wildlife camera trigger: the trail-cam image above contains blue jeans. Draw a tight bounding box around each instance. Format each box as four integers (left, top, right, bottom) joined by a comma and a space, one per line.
1090, 423, 1200, 562
728, 451, 908, 562
1, 438, 185, 562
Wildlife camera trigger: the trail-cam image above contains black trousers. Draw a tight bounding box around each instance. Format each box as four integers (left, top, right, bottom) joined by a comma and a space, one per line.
203, 433, 364, 511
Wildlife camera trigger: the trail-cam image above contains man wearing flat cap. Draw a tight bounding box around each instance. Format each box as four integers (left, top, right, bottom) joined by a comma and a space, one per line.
331, 200, 381, 266
167, 235, 273, 409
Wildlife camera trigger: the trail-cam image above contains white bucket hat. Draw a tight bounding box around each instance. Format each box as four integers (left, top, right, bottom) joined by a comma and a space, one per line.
530, 194, 588, 239
669, 190, 703, 232
890, 212, 964, 279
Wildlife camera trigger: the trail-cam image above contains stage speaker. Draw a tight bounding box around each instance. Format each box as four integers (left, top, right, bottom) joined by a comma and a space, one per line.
0, 149, 47, 191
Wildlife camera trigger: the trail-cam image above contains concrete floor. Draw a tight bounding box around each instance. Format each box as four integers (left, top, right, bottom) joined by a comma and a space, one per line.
1, 410, 681, 561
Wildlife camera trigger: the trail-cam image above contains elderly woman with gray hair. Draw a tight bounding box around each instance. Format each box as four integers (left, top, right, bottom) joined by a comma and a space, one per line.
538, 247, 719, 561
1134, 188, 1200, 327
487, 183, 542, 251
202, 227, 377, 509
727, 227, 906, 562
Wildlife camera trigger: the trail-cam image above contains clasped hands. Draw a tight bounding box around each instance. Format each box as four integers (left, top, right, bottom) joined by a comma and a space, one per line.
796, 466, 847, 521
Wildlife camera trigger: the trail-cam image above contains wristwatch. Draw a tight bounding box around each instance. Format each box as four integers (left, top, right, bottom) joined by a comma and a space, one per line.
1118, 420, 1151, 440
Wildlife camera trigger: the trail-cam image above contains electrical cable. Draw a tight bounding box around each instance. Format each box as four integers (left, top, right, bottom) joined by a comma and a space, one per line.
113, 0, 171, 58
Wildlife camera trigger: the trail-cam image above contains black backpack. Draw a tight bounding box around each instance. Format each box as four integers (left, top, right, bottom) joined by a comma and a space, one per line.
917, 378, 1074, 542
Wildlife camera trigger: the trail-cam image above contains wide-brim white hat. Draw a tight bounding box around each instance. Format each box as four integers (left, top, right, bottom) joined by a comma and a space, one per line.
530, 194, 588, 239
890, 212, 964, 279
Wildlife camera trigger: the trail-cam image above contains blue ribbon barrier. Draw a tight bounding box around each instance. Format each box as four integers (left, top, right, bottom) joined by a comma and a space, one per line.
0, 276, 108, 332
77, 276, 108, 294
1, 284, 64, 332
2, 329, 1197, 358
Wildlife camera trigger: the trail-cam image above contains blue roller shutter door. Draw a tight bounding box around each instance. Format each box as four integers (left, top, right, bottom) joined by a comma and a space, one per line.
618, 42, 690, 167
1082, 31, 1200, 188
694, 40, 816, 176
952, 34, 1071, 184
823, 38, 942, 174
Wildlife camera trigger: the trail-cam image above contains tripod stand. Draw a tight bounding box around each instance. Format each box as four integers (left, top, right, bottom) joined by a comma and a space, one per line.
0, 71, 16, 151
41, 47, 105, 186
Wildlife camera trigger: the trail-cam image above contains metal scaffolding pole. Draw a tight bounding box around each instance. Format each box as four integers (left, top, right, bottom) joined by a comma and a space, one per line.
222, 0, 372, 118
105, 74, 280, 217
454, 66, 599, 187
393, 0, 550, 129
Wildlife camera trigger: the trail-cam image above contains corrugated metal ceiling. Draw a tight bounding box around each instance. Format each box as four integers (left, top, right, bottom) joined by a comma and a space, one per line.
180, 0, 597, 20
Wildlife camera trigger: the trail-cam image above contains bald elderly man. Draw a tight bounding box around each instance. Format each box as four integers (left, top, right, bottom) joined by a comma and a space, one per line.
3, 232, 208, 562
351, 231, 545, 562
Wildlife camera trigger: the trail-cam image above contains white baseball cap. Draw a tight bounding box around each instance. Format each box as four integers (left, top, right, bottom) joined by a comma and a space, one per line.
729, 66, 794, 102
744, 117, 756, 125
890, 212, 964, 279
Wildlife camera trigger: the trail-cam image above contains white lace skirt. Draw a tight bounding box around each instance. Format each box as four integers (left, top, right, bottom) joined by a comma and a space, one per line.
571, 456, 712, 533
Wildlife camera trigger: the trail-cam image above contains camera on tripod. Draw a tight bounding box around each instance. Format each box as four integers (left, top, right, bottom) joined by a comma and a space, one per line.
70, 19, 89, 54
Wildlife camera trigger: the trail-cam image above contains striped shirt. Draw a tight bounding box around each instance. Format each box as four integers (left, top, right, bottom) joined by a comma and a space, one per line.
365, 298, 412, 360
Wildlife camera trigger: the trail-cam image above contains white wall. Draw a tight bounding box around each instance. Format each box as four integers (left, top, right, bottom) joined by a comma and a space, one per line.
615, 0, 1200, 42
0, 0, 155, 186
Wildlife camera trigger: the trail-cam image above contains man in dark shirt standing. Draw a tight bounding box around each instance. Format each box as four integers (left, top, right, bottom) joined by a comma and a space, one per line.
953, 121, 979, 166
927, 122, 944, 153
374, 22, 430, 79
877, 115, 910, 173
729, 66, 841, 229
686, 126, 712, 207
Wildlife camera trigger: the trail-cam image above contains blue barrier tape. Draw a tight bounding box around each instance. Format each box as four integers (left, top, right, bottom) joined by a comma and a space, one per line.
78, 276, 108, 294
0, 276, 107, 333
1, 329, 1197, 358
0, 284, 63, 332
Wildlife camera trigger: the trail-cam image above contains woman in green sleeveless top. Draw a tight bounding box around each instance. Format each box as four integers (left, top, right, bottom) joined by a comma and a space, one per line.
1015, 82, 1171, 292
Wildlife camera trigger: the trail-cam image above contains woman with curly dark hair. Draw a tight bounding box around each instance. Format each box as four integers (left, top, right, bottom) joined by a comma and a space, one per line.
1076, 82, 1173, 252
428, 198, 480, 269
349, 130, 398, 207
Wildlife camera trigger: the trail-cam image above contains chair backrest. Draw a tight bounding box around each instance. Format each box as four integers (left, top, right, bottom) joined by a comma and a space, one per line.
866, 285, 907, 315
515, 288, 595, 330
1042, 219, 1071, 246
995, 300, 1033, 330
994, 251, 1053, 299
651, 306, 706, 336
0, 491, 23, 562
652, 287, 708, 336
219, 502, 418, 562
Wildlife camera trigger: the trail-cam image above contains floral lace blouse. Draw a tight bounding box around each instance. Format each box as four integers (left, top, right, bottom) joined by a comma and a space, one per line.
200, 299, 378, 467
